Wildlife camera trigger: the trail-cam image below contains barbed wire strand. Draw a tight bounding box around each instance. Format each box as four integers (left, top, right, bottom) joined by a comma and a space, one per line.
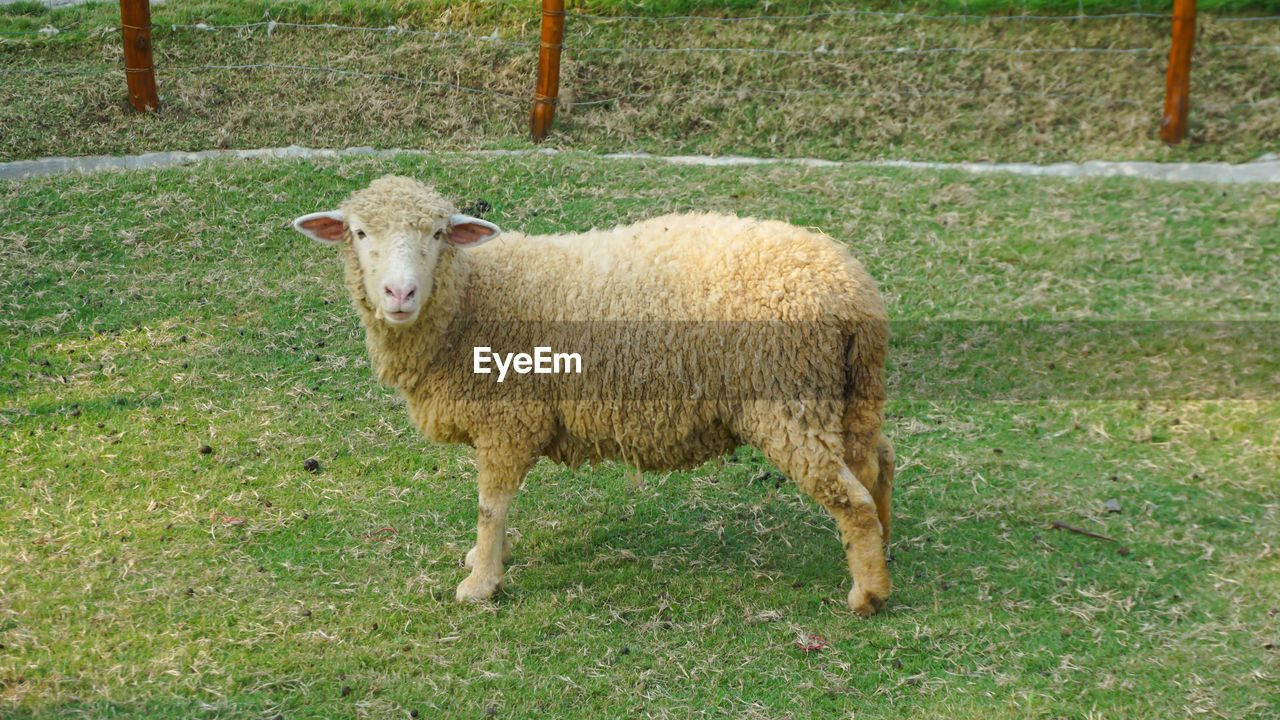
1, 28, 97, 36
9, 17, 1280, 40
7, 23, 1277, 59
0, 10, 1181, 36
567, 43, 1280, 56
0, 20, 532, 44
1, 63, 1273, 110
0, 66, 115, 75
167, 20, 534, 46
0, 63, 522, 101
562, 87, 1277, 110
5, 7, 1280, 38
563, 87, 1152, 106
175, 63, 526, 101
167, 22, 269, 31
567, 45, 1166, 55
565, 9, 1172, 22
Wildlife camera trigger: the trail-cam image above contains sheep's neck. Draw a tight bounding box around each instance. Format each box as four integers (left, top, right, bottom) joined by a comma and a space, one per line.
343, 243, 468, 393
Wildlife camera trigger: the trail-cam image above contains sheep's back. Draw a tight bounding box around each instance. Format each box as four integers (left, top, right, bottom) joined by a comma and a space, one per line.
469, 212, 882, 325
434, 212, 885, 468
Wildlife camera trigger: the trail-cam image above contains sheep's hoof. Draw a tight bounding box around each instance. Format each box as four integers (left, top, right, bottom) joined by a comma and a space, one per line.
455, 572, 501, 602
463, 536, 513, 570
848, 585, 889, 617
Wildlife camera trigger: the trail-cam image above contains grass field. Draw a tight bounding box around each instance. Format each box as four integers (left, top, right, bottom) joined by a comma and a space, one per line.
2, 152, 1278, 718
3, 0, 1279, 164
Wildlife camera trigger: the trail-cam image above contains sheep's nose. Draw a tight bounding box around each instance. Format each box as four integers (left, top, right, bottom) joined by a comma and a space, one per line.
384, 284, 417, 307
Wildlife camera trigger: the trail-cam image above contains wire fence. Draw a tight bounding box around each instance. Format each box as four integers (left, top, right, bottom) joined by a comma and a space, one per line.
2, 4, 1279, 130
563, 8, 1175, 21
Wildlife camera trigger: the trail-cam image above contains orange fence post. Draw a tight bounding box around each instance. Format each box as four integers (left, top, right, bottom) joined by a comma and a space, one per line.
1159, 0, 1196, 145
530, 0, 565, 141
120, 0, 159, 112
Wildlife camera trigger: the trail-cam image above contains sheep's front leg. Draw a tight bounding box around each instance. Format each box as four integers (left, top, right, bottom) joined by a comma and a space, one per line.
464, 535, 512, 570
456, 456, 525, 602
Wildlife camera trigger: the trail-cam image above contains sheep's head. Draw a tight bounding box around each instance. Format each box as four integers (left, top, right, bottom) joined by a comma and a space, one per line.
291, 176, 500, 328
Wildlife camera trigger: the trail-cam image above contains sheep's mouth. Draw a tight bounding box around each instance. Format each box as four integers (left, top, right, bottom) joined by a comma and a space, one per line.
383, 310, 417, 325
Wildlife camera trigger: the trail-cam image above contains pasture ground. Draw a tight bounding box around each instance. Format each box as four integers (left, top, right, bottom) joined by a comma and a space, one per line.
2, 152, 1278, 718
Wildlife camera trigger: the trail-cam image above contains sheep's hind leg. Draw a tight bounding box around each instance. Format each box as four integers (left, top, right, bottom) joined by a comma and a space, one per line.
854, 434, 894, 545
750, 428, 890, 616
835, 459, 891, 616
456, 451, 529, 603
875, 436, 894, 544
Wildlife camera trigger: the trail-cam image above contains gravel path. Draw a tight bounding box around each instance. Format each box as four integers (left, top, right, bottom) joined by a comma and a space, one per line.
2, 145, 1279, 183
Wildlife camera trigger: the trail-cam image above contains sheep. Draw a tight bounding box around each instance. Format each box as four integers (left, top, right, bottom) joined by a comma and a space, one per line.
292, 175, 895, 615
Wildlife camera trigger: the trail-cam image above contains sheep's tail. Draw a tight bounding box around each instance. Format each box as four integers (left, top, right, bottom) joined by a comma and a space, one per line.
840, 317, 893, 540
841, 316, 888, 413
840, 318, 888, 459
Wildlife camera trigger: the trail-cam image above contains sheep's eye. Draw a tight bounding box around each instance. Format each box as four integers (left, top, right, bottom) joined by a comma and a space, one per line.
434, 229, 445, 240
355, 230, 367, 239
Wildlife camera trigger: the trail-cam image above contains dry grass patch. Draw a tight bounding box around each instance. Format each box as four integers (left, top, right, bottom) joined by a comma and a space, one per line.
1, 5, 1278, 161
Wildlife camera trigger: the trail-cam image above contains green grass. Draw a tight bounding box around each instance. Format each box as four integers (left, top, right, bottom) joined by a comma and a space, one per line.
2, 153, 1278, 718
2, 0, 1279, 163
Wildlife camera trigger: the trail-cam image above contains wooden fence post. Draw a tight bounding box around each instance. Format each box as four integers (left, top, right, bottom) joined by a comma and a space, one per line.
120, 0, 159, 112
530, 0, 565, 142
1159, 0, 1197, 145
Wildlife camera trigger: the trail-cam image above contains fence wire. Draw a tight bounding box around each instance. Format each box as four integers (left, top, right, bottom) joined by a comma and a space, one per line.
8, 18, 1279, 58
559, 87, 1271, 110
3, 7, 1278, 119
8, 8, 1280, 38
0, 21, 532, 43
172, 63, 526, 101
4, 60, 1274, 112
563, 9, 1173, 22
566, 44, 1168, 55
167, 20, 534, 46
561, 87, 1153, 107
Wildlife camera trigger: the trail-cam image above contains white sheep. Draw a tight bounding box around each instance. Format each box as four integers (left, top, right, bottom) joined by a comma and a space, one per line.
293, 175, 895, 615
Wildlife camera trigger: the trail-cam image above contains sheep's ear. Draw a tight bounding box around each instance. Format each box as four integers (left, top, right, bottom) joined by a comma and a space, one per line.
447, 214, 501, 247
293, 211, 346, 245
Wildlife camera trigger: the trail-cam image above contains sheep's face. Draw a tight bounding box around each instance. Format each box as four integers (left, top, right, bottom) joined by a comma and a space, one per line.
292, 177, 500, 328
